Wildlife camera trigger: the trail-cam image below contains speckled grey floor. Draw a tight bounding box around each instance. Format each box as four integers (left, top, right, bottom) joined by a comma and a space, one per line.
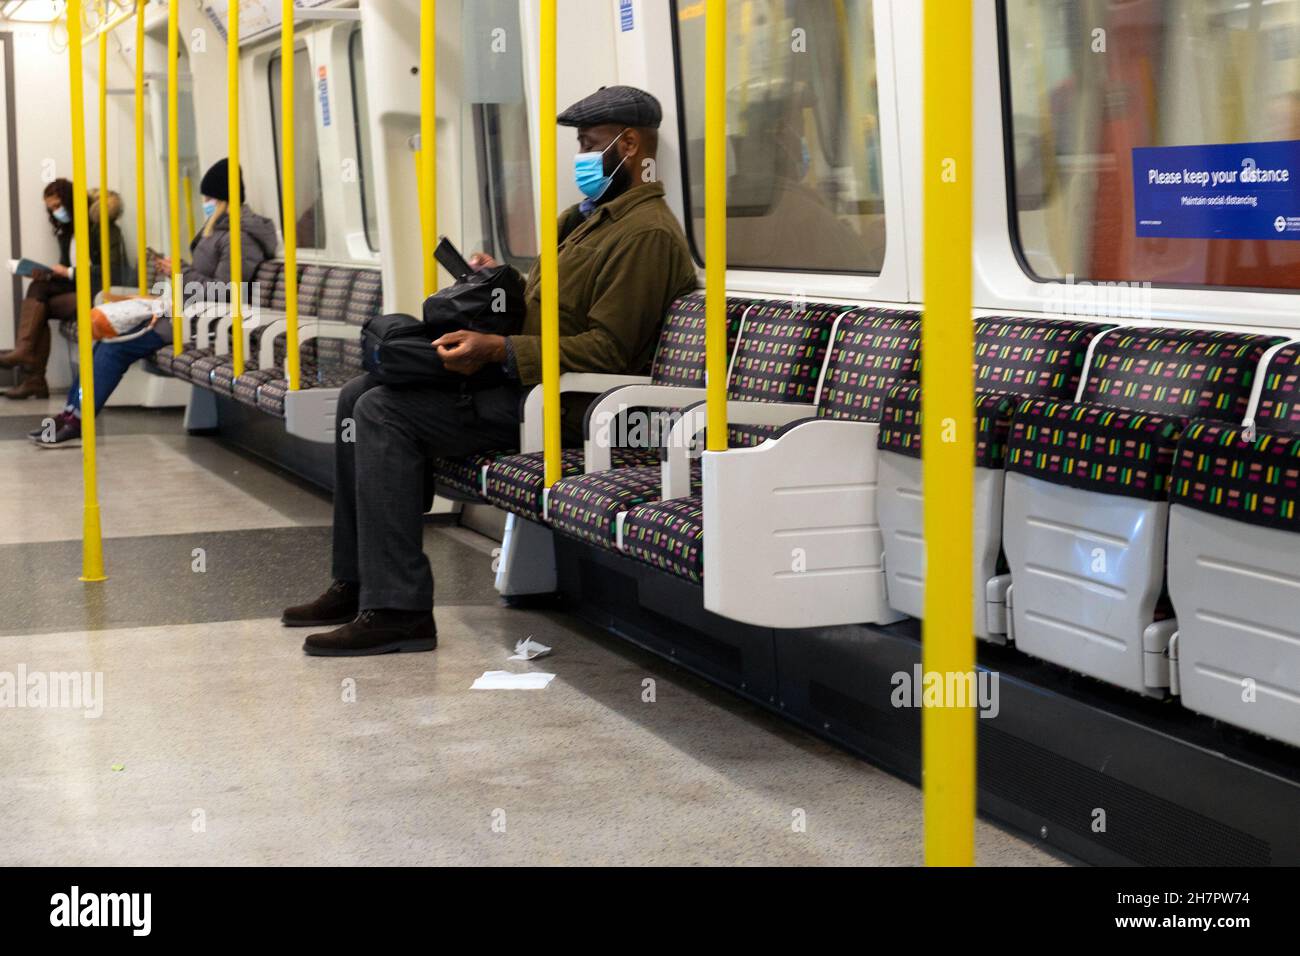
0, 423, 1064, 866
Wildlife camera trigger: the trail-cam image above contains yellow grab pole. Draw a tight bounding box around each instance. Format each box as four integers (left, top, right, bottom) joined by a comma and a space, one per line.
228, 0, 244, 375
68, 1, 106, 582
922, 0, 975, 867
98, 2, 111, 303
134, 0, 146, 295
419, 0, 436, 296
704, 0, 726, 451
280, 0, 300, 390
540, 0, 559, 486
167, 0, 182, 352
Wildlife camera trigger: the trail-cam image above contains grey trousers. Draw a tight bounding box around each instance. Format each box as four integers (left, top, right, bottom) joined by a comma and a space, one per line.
331, 374, 522, 611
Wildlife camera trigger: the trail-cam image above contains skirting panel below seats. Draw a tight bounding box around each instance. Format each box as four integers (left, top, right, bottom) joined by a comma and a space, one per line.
555, 534, 1300, 865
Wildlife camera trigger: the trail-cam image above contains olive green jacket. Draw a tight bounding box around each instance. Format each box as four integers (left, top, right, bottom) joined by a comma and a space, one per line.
508, 181, 697, 390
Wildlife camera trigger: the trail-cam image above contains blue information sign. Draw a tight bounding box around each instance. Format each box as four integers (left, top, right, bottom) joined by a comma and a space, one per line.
1132, 140, 1300, 240
620, 0, 634, 32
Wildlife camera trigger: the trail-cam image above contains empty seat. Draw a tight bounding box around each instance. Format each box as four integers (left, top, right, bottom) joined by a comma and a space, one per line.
478, 291, 738, 521
876, 315, 1109, 641
1167, 341, 1300, 745
647, 307, 922, 627
545, 296, 835, 551
1001, 327, 1279, 695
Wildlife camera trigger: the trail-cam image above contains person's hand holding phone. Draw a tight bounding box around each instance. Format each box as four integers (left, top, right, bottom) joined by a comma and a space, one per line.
467, 252, 498, 272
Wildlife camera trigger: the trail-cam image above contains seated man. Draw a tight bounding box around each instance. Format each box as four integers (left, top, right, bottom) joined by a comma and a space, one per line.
283, 85, 697, 657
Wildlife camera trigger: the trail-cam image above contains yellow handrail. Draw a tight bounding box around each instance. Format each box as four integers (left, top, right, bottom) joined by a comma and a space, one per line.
67, 0, 106, 581
540, 0, 559, 487
280, 0, 300, 390
419, 0, 436, 296
704, 0, 726, 451
229, 0, 244, 376
98, 1, 110, 305
134, 0, 146, 296
167, 0, 182, 352
922, 0, 975, 867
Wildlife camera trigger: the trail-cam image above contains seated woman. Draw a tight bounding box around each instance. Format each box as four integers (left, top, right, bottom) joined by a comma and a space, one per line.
32, 158, 278, 447
0, 180, 127, 399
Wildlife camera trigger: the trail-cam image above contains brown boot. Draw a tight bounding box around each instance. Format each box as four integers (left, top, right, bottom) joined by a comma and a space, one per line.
4, 375, 49, 400
0, 296, 50, 371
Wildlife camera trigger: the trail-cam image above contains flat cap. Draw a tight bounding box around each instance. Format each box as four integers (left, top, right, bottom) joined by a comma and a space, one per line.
557, 85, 662, 129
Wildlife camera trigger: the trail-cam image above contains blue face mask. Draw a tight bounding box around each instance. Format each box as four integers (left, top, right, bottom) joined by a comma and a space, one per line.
574, 129, 629, 200
52, 207, 71, 224
202, 199, 218, 219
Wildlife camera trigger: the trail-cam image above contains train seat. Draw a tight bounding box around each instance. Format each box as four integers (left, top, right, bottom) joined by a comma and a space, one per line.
1001, 327, 1279, 696
430, 291, 735, 507
482, 292, 754, 523
1167, 341, 1300, 745
876, 315, 1111, 642
622, 307, 923, 628
543, 297, 841, 552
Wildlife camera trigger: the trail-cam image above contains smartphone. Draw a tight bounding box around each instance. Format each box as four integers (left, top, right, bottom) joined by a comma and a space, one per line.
434, 235, 474, 281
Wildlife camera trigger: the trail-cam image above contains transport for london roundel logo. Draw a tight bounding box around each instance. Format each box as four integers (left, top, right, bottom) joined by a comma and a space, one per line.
1276, 216, 1287, 233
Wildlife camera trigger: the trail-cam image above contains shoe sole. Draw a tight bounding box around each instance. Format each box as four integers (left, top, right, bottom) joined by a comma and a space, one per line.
281, 615, 357, 628
32, 439, 80, 449
302, 637, 438, 658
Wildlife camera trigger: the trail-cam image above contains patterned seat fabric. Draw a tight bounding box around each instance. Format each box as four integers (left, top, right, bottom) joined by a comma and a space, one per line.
464, 292, 744, 511
433, 452, 504, 500
620, 496, 706, 585
484, 447, 659, 520
1170, 344, 1300, 532
878, 316, 1104, 466
551, 306, 919, 575
725, 299, 836, 446
1004, 328, 1278, 501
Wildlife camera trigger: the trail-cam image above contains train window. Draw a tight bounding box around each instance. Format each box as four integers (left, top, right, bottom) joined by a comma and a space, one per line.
463, 0, 536, 271
1004, 0, 1300, 291
349, 29, 379, 252
269, 45, 327, 250
673, 0, 886, 274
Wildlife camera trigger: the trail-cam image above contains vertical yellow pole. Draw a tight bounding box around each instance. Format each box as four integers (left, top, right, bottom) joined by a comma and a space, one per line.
167, 0, 182, 352
280, 0, 300, 390
922, 0, 975, 867
704, 0, 727, 451
228, 0, 244, 376
68, 1, 106, 582
98, 2, 111, 303
419, 0, 437, 296
134, 0, 146, 296
540, 0, 559, 486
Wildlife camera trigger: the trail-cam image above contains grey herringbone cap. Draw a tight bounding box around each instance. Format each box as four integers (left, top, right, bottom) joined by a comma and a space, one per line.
557, 85, 662, 129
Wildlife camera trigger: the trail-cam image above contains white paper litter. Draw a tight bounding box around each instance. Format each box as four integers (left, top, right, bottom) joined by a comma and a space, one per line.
508, 637, 552, 661
471, 670, 556, 690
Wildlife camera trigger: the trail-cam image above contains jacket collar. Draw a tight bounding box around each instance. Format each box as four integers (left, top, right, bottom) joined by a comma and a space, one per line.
587, 181, 666, 223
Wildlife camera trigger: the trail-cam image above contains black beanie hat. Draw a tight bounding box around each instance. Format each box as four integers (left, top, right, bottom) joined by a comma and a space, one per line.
199, 158, 246, 204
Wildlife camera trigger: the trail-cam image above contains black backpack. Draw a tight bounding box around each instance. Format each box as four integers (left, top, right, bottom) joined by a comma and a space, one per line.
361, 264, 526, 389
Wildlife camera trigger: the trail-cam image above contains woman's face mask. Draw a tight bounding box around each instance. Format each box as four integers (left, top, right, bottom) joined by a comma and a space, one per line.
202, 198, 218, 219
52, 206, 71, 224
574, 129, 629, 200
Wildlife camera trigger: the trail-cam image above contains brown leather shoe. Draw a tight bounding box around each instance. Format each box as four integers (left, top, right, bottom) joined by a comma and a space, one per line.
4, 375, 49, 400
282, 580, 361, 627
303, 609, 437, 657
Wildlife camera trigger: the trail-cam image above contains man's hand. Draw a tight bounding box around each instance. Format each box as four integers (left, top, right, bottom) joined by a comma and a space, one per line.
154, 255, 173, 274
468, 252, 498, 272
433, 330, 507, 376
